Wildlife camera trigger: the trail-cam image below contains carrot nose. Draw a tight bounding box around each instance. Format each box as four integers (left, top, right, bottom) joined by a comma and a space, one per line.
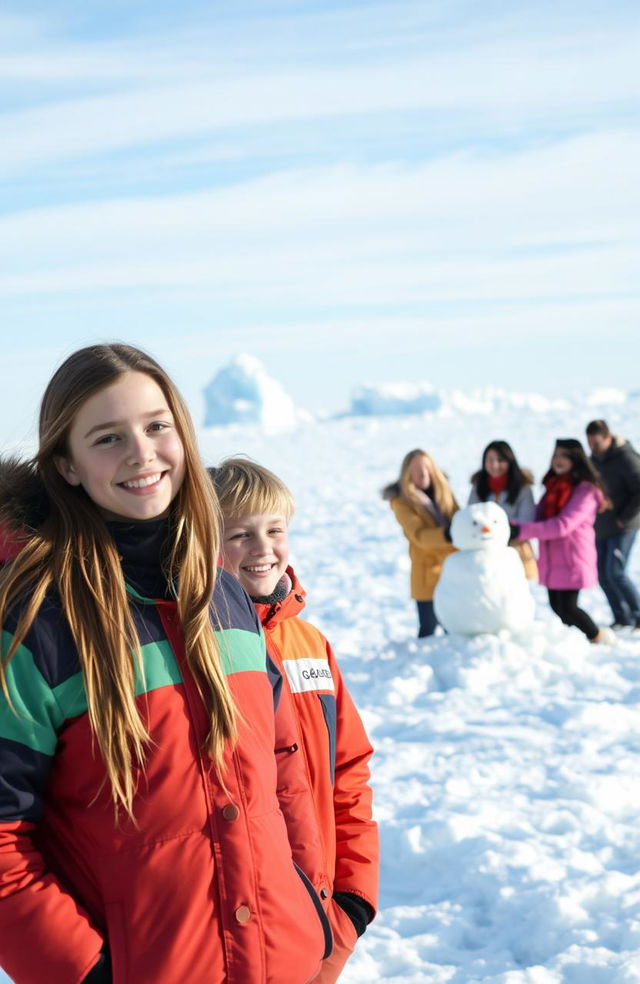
481, 525, 491, 533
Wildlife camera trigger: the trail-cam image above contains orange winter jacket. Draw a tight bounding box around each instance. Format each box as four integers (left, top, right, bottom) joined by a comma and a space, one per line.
254, 569, 379, 979
390, 495, 457, 600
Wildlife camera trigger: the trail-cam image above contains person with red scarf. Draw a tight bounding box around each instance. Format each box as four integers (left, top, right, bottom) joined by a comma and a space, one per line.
468, 440, 537, 579
510, 439, 614, 644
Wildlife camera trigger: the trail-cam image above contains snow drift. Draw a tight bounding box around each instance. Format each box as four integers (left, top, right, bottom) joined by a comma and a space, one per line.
203, 354, 297, 429
346, 382, 640, 419
348, 383, 572, 418
350, 382, 442, 416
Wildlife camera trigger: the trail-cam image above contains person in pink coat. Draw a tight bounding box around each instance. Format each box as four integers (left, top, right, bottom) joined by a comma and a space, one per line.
510, 438, 613, 644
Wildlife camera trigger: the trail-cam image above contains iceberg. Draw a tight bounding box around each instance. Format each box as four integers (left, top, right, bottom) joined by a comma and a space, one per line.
203, 354, 297, 429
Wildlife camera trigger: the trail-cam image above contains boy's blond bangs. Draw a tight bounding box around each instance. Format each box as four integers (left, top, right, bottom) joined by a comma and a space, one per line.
211, 457, 295, 521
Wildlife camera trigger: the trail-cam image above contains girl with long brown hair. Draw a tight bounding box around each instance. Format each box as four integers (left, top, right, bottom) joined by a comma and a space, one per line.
382, 449, 458, 637
0, 344, 330, 984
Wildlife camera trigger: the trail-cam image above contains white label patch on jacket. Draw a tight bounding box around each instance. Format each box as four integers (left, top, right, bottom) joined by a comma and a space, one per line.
283, 657, 335, 694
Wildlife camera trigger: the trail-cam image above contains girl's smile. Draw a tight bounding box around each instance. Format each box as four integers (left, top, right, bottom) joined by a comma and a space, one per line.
120, 472, 165, 490
56, 371, 186, 521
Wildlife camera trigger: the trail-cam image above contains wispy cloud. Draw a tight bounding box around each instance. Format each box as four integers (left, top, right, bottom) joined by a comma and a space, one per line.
0, 131, 637, 308
0, 0, 638, 443
1, 4, 638, 176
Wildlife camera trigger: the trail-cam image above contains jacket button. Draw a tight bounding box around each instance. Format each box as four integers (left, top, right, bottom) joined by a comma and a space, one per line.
235, 905, 251, 924
320, 888, 329, 899
222, 804, 239, 821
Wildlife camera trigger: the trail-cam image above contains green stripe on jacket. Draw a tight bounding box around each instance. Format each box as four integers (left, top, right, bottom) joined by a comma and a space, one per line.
0, 627, 266, 756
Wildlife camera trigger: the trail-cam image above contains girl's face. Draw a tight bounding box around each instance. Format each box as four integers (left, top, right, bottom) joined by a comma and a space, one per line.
409, 455, 431, 490
551, 449, 573, 475
484, 449, 509, 477
56, 371, 186, 521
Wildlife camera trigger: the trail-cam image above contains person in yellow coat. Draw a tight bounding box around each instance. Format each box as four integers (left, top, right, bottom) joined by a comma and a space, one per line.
383, 449, 459, 637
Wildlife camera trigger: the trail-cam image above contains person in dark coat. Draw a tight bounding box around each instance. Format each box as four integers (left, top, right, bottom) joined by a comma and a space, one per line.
586, 419, 640, 630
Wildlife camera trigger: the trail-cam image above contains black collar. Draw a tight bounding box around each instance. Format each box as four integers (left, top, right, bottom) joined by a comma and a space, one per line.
106, 517, 174, 599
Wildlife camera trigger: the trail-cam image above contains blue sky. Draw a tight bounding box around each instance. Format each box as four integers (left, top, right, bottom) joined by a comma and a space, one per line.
1, 0, 639, 445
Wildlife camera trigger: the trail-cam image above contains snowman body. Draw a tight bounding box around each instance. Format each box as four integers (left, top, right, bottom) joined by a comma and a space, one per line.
434, 501, 535, 635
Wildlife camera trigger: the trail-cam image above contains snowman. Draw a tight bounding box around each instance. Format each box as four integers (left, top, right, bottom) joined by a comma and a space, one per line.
434, 501, 535, 635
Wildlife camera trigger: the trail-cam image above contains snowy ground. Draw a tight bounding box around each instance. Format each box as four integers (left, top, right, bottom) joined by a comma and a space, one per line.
3, 402, 640, 983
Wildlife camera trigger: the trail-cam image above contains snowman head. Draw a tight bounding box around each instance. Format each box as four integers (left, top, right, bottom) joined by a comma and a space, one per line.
450, 501, 510, 551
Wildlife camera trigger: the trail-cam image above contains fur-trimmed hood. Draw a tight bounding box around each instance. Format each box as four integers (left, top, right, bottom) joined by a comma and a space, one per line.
0, 457, 50, 560
381, 481, 401, 502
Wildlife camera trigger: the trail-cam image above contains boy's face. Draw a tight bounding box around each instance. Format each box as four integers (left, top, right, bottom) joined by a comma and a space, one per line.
221, 513, 289, 598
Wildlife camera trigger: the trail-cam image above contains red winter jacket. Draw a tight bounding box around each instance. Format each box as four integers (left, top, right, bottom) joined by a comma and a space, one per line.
255, 569, 379, 980
0, 557, 331, 984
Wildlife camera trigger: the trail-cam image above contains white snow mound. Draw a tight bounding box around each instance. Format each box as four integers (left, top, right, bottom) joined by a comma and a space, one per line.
203, 354, 297, 429
350, 383, 442, 416
347, 383, 571, 418
584, 387, 627, 406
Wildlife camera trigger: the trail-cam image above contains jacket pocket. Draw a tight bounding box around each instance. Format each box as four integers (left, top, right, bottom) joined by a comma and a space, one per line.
294, 862, 333, 961
317, 693, 337, 785
104, 901, 127, 984
311, 898, 358, 983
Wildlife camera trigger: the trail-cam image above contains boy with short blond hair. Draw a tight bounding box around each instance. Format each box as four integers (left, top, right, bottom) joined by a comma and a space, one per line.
210, 458, 378, 983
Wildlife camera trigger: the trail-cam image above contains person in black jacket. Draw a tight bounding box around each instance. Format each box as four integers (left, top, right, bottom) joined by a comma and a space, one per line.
586, 419, 640, 630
